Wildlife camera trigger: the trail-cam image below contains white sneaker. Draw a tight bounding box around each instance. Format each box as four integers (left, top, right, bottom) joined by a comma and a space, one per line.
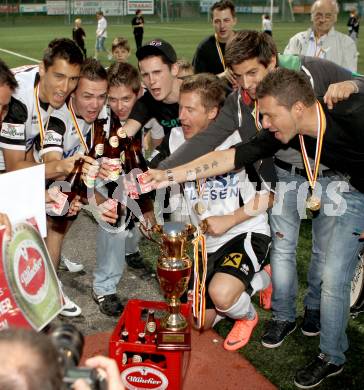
60, 293, 82, 317
59, 255, 84, 273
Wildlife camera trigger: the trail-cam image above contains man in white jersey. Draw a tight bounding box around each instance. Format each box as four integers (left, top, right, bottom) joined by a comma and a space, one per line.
40, 59, 119, 317
151, 73, 274, 350
0, 59, 18, 173
0, 38, 84, 317
0, 38, 83, 176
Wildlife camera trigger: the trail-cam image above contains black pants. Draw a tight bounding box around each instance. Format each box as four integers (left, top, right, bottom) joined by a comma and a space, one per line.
134, 33, 143, 50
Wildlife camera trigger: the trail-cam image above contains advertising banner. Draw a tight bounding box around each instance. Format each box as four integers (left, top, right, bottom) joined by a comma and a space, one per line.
0, 219, 64, 331
127, 0, 154, 15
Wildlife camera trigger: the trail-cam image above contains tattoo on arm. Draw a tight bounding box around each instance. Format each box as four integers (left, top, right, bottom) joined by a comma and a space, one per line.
211, 160, 218, 168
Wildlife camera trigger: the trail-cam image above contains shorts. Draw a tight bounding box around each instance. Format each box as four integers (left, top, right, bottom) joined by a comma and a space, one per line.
201, 232, 271, 309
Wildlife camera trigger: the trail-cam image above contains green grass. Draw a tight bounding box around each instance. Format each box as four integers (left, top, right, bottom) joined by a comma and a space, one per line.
1, 15, 364, 72
1, 15, 364, 389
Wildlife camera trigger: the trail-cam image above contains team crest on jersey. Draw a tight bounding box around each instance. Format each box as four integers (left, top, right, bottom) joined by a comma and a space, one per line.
222, 253, 243, 268
0, 123, 25, 140
44, 130, 62, 146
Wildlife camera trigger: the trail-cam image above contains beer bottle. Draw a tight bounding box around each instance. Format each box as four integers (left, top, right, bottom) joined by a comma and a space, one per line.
103, 113, 123, 182
121, 330, 129, 342
145, 310, 157, 342
84, 118, 107, 188
88, 118, 107, 160
124, 135, 154, 214
62, 158, 88, 210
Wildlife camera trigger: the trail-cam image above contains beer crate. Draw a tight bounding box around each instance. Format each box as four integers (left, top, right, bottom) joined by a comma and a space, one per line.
109, 299, 191, 390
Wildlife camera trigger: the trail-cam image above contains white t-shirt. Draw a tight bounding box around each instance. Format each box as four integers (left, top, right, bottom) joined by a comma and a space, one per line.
263, 18, 272, 32
169, 127, 271, 253
96, 17, 107, 38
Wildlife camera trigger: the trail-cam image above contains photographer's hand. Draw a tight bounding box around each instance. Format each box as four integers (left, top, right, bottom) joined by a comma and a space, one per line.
73, 356, 125, 390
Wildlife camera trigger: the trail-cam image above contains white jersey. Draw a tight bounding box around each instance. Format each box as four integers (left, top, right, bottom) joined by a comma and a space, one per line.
0, 66, 68, 153
37, 102, 109, 160
169, 127, 271, 253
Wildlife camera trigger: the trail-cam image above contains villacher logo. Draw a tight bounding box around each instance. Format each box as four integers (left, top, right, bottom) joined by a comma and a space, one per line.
121, 366, 168, 390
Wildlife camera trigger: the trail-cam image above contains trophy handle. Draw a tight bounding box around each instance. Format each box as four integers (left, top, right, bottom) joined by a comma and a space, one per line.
185, 223, 196, 237
139, 223, 163, 246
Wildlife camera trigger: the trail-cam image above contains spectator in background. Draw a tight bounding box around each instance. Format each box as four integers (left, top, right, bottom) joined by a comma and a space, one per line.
193, 0, 237, 89
111, 37, 131, 63
284, 0, 357, 71
347, 9, 360, 44
262, 14, 272, 36
131, 9, 144, 51
72, 18, 87, 58
95, 11, 111, 60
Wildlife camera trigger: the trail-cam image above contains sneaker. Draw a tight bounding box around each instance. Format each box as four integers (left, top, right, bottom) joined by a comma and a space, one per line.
261, 319, 296, 348
294, 353, 344, 389
301, 308, 320, 336
259, 264, 272, 310
60, 294, 82, 317
59, 255, 84, 273
126, 251, 145, 269
92, 290, 124, 317
224, 314, 258, 351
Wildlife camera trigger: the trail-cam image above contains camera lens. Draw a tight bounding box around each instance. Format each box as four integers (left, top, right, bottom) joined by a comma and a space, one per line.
48, 323, 84, 370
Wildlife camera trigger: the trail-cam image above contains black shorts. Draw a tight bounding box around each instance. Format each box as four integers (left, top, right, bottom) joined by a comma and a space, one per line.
201, 232, 271, 310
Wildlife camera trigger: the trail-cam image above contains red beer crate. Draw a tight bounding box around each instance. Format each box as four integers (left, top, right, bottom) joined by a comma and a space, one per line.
109, 299, 191, 390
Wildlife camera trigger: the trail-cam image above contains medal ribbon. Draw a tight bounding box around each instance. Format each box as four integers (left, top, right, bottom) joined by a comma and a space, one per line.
69, 98, 94, 154
299, 100, 326, 191
215, 34, 226, 70
34, 83, 52, 149
192, 227, 208, 329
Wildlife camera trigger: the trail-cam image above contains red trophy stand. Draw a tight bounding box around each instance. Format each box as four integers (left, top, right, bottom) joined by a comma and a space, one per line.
109, 299, 191, 390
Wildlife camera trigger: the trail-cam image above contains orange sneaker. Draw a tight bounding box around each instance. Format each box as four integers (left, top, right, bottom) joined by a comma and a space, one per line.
223, 313, 258, 351
260, 264, 272, 310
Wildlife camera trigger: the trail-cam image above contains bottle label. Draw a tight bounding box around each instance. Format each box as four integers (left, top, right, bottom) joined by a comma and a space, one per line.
83, 165, 99, 188
117, 128, 127, 138
146, 321, 156, 333
104, 157, 121, 181
132, 354, 143, 363
137, 172, 152, 193
95, 143, 104, 157
109, 135, 119, 147
120, 150, 125, 165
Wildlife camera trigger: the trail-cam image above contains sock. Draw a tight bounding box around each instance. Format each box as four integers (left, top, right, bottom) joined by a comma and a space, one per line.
212, 313, 225, 327
218, 292, 256, 320
250, 269, 271, 296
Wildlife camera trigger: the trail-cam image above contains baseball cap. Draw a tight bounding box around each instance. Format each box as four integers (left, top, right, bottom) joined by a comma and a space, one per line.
136, 39, 177, 63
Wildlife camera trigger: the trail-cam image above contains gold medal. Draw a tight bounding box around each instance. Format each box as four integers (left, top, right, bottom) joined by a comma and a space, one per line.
306, 195, 321, 211
194, 201, 206, 215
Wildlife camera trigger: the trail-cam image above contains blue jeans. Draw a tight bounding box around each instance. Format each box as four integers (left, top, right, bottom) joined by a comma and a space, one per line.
269, 165, 341, 321
320, 187, 364, 365
93, 225, 127, 296
93, 180, 127, 296
96, 36, 106, 52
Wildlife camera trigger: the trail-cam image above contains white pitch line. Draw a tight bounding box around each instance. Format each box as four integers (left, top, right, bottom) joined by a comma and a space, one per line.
0, 48, 39, 63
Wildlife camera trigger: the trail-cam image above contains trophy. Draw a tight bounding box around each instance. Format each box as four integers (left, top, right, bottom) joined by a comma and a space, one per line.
141, 222, 196, 350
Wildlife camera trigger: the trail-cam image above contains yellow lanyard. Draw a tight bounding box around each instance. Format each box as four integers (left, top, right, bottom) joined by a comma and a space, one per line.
215, 34, 226, 70
299, 101, 326, 191
68, 98, 94, 154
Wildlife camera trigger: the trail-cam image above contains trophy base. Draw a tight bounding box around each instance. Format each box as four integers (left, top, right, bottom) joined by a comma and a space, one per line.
156, 328, 191, 351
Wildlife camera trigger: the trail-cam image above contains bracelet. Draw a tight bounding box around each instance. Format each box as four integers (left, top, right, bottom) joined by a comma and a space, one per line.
166, 169, 174, 182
